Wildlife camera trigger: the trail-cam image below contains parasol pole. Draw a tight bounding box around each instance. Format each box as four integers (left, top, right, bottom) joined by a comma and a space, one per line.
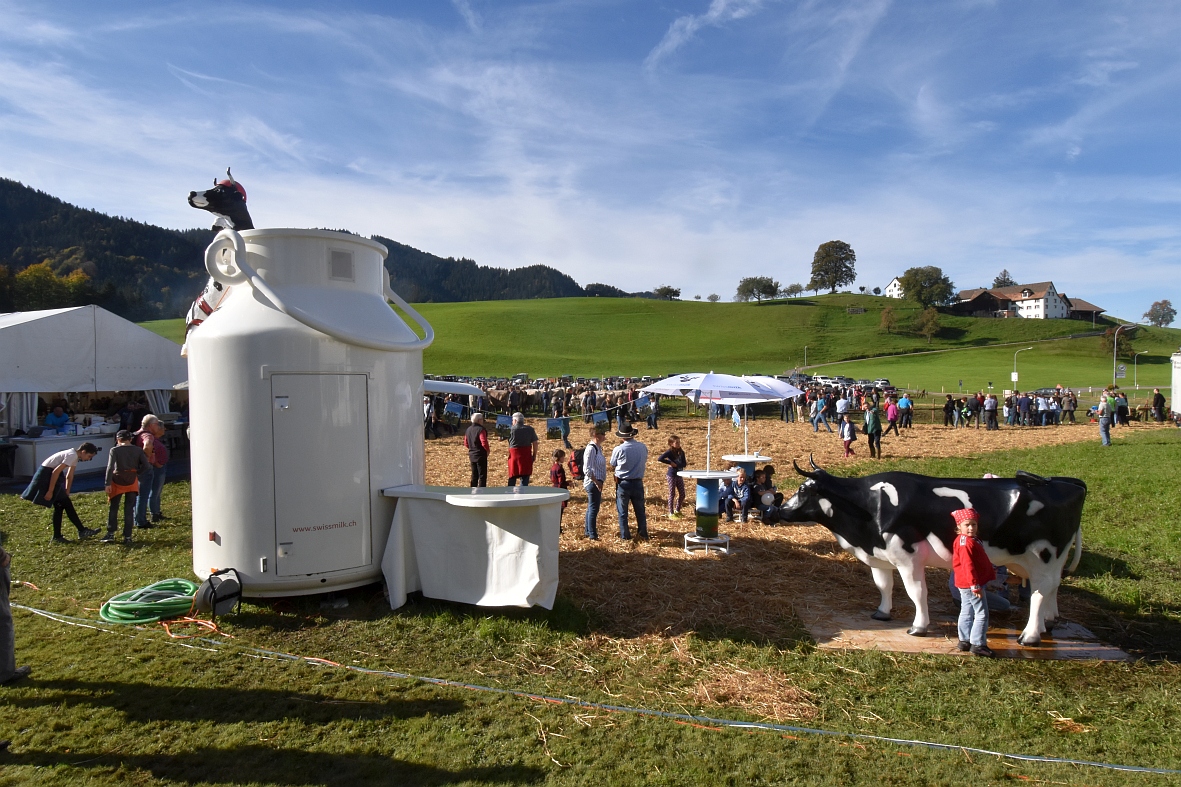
706, 402, 712, 470
743, 403, 749, 454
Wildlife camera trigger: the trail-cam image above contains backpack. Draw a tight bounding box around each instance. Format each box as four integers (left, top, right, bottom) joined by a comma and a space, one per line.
569, 445, 588, 481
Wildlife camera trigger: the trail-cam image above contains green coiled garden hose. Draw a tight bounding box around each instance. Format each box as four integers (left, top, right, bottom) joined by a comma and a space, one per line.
98, 578, 201, 624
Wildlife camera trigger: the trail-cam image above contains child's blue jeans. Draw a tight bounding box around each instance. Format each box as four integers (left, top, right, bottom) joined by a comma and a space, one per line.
957, 587, 990, 646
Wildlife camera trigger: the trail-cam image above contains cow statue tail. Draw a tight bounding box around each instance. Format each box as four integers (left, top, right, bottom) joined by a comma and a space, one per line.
1066, 528, 1083, 574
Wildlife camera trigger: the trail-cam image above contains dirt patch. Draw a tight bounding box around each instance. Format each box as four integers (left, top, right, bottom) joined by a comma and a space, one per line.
424, 418, 1140, 656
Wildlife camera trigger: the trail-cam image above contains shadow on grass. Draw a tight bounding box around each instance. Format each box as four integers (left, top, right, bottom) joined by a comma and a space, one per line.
1062, 585, 1181, 661
4, 747, 543, 785
9, 679, 464, 724
1073, 551, 1139, 580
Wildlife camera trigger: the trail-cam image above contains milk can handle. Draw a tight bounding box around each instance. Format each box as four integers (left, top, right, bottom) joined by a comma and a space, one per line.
206, 229, 435, 352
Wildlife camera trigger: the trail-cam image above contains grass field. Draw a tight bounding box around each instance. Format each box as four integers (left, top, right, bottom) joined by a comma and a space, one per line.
2, 428, 1179, 784
138, 295, 1180, 389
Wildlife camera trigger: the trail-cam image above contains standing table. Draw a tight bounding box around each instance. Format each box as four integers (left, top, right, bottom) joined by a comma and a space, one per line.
721, 453, 772, 480
677, 469, 737, 555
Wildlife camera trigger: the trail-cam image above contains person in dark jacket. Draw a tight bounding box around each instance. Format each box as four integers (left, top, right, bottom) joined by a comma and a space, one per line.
102, 430, 151, 544
464, 413, 490, 487
1152, 389, 1166, 422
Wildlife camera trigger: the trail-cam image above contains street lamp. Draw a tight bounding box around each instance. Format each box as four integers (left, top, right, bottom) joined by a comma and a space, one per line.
1013, 346, 1033, 388
1134, 351, 1147, 388
1112, 324, 1143, 387
804, 346, 808, 367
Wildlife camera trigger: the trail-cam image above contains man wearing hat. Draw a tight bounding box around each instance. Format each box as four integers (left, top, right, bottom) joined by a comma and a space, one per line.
608, 423, 649, 540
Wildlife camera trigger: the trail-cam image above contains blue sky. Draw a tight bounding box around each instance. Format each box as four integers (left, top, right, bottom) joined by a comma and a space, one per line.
1, 0, 1178, 321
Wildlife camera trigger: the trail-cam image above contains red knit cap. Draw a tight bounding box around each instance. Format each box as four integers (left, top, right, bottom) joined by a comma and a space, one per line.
952, 508, 979, 526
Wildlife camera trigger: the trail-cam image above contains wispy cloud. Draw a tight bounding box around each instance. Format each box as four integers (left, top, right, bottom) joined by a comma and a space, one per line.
646, 0, 768, 69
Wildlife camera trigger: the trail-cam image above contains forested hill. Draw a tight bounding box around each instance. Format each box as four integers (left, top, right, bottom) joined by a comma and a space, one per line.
374, 235, 585, 302
0, 178, 210, 320
0, 177, 647, 320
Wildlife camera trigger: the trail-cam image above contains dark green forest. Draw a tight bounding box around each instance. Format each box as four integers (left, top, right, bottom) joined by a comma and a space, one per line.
0, 178, 650, 320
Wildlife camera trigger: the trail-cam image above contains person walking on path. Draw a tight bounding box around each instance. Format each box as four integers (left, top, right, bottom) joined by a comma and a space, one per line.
863, 401, 883, 459
0, 535, 31, 687
133, 415, 169, 528
582, 428, 607, 540
20, 442, 101, 543
657, 435, 688, 519
883, 397, 900, 437
464, 413, 490, 487
102, 430, 151, 545
506, 412, 539, 486
609, 424, 649, 541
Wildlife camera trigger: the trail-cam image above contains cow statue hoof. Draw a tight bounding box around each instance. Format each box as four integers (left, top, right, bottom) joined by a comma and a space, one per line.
906, 627, 927, 637
870, 610, 891, 622
1017, 633, 1041, 647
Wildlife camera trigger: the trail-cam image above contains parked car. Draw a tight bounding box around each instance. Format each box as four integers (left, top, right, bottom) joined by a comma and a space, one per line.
872, 378, 892, 388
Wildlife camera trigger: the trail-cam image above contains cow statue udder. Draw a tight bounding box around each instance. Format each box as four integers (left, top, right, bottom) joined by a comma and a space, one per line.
778, 457, 1085, 646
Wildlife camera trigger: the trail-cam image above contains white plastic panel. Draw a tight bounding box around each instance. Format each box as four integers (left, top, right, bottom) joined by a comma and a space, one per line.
271, 373, 371, 576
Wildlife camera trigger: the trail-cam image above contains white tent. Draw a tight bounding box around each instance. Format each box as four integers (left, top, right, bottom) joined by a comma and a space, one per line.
0, 305, 187, 431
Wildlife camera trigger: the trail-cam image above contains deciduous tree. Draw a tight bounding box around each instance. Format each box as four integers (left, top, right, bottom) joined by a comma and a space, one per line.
872, 286, 881, 295
1102, 326, 1138, 359
899, 266, 955, 308
807, 241, 857, 294
915, 307, 941, 344
780, 283, 804, 298
653, 285, 681, 300
735, 276, 780, 303
879, 306, 898, 334
1143, 299, 1176, 327
707, 294, 720, 303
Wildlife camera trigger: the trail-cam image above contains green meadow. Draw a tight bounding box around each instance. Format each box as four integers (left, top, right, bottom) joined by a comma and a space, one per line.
141, 294, 1180, 391
1, 430, 1179, 784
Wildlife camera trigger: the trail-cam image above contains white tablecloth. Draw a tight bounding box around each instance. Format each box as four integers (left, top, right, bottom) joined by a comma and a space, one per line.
380, 485, 567, 610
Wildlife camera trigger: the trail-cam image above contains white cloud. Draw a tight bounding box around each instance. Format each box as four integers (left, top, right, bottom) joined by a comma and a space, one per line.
646, 0, 768, 69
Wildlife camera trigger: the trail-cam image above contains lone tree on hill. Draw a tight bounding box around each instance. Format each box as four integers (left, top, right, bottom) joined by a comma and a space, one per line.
808, 241, 857, 294
915, 307, 941, 344
1144, 299, 1176, 327
735, 276, 780, 303
993, 269, 1017, 288
653, 285, 681, 300
780, 283, 804, 298
899, 266, 955, 308
1102, 325, 1138, 359
707, 293, 720, 302
879, 306, 898, 334
872, 286, 881, 295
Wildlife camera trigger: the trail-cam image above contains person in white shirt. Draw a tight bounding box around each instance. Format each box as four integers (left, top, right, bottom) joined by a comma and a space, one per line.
19, 443, 101, 543
582, 428, 607, 540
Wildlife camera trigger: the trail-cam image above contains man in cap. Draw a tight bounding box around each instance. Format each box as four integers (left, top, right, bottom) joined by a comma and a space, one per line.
464, 413, 490, 487
608, 424, 649, 540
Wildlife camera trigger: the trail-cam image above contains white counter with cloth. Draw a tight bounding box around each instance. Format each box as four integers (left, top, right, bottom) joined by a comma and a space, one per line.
379, 485, 569, 610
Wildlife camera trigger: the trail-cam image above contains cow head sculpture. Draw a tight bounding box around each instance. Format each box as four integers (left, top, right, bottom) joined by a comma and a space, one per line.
188, 168, 254, 230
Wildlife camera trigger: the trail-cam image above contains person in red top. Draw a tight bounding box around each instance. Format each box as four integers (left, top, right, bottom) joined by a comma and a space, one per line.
952, 508, 996, 657
549, 449, 568, 523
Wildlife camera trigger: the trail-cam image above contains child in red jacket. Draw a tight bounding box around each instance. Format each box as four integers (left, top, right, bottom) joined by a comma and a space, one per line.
952, 508, 996, 657
550, 449, 568, 523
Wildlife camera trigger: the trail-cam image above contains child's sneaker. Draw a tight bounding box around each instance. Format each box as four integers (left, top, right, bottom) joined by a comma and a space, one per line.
100, 532, 117, 544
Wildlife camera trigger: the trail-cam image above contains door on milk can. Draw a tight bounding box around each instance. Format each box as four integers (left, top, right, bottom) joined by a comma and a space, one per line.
271, 373, 371, 576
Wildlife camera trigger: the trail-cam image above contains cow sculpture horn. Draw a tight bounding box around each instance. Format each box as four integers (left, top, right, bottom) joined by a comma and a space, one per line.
809, 453, 822, 472
792, 459, 819, 479
225, 167, 236, 184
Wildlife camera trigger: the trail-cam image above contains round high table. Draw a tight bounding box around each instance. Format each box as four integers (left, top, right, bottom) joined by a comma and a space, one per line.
721, 453, 772, 480
678, 469, 738, 555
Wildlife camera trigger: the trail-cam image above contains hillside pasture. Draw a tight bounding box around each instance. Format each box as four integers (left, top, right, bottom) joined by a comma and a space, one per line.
142, 294, 1180, 390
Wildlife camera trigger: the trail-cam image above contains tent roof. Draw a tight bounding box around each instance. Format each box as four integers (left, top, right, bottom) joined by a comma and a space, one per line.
0, 305, 187, 392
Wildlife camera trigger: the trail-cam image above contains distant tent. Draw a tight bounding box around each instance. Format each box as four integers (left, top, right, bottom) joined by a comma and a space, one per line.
0, 305, 186, 431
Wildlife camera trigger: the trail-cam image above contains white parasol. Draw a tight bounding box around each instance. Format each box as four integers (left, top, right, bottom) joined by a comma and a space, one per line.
697, 376, 805, 454
641, 372, 765, 468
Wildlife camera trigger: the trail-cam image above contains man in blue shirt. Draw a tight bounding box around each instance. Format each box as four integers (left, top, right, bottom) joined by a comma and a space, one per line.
608, 424, 649, 540
43, 405, 70, 432
897, 394, 912, 428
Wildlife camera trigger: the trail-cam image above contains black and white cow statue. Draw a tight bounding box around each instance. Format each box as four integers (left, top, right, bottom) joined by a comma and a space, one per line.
777, 458, 1085, 646
183, 169, 254, 345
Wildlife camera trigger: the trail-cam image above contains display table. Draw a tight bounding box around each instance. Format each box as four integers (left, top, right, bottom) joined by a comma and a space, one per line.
10, 434, 116, 478
721, 453, 772, 479
380, 485, 569, 610
678, 469, 737, 540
